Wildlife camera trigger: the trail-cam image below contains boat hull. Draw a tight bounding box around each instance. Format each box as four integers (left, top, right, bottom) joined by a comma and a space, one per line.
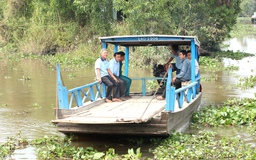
53, 93, 202, 136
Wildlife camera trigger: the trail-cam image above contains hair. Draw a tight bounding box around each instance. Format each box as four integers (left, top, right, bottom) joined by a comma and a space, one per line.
172, 44, 179, 51
100, 48, 107, 53
180, 50, 187, 56
187, 50, 191, 54
119, 51, 125, 57
114, 51, 122, 56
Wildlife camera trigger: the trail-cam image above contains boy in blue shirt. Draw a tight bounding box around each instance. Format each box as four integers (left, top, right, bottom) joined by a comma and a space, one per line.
157, 50, 191, 100
109, 52, 127, 101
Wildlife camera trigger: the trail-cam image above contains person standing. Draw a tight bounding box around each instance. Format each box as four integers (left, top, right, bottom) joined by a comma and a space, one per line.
164, 44, 182, 74
95, 49, 122, 102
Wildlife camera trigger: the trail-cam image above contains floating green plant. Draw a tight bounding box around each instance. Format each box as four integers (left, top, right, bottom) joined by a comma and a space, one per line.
152, 131, 256, 159
32, 103, 41, 108
236, 75, 256, 90
213, 51, 254, 60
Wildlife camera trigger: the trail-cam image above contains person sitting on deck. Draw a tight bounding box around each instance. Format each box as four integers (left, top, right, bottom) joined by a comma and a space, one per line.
119, 51, 132, 98
108, 52, 127, 101
157, 50, 191, 100
187, 50, 199, 76
164, 44, 182, 74
95, 49, 122, 103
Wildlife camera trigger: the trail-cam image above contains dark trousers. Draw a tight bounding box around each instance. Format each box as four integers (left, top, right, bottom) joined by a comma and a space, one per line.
162, 78, 182, 98
114, 76, 126, 97
101, 76, 120, 100
120, 75, 132, 95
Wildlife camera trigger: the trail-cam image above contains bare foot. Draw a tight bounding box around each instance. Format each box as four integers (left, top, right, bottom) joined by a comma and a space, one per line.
156, 96, 165, 100
105, 99, 112, 103
112, 98, 122, 102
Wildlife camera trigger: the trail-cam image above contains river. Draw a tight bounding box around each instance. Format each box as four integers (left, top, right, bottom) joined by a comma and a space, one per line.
0, 35, 256, 159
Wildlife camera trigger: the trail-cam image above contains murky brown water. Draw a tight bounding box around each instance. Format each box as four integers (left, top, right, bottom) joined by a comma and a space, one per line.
0, 34, 256, 158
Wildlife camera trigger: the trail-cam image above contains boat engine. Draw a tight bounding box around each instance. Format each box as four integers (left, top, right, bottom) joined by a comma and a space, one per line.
152, 63, 167, 89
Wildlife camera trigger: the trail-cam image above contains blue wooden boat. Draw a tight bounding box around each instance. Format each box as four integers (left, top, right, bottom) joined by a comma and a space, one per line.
52, 35, 202, 135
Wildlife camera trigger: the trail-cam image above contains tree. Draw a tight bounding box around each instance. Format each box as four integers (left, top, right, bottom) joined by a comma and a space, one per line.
240, 0, 256, 17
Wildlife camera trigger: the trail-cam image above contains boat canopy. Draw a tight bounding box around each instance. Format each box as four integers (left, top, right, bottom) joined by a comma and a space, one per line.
99, 35, 200, 47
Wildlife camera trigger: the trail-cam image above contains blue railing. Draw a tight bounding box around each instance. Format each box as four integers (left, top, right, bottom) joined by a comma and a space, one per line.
57, 64, 106, 109
57, 64, 200, 111
68, 82, 106, 108
165, 68, 200, 112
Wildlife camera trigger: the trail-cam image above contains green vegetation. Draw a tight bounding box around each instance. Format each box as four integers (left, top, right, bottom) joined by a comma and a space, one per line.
236, 75, 256, 90
239, 0, 256, 17
230, 18, 256, 38
152, 131, 256, 159
193, 98, 256, 136
212, 50, 254, 60
0, 0, 242, 58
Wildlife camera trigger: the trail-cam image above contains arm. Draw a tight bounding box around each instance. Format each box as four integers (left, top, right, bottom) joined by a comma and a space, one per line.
166, 57, 174, 65
96, 68, 102, 83
164, 57, 174, 71
107, 69, 118, 82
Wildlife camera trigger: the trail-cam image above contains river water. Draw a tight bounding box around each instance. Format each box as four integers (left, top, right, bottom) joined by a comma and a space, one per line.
0, 35, 256, 159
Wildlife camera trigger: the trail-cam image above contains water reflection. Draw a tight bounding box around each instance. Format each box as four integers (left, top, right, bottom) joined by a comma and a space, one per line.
223, 35, 256, 54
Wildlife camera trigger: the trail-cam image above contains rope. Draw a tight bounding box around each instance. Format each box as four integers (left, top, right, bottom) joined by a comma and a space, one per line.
138, 64, 171, 121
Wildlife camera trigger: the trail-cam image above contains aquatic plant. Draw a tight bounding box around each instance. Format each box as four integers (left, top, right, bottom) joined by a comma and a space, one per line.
152, 131, 256, 159
236, 75, 256, 90
30, 135, 142, 160
0, 132, 29, 159
213, 50, 254, 60
32, 103, 41, 108
193, 98, 256, 127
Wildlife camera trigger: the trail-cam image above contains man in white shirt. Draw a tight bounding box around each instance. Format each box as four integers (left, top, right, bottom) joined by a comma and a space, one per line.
187, 50, 199, 76
95, 49, 122, 102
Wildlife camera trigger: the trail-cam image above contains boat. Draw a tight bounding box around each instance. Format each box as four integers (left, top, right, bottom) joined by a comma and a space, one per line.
52, 35, 202, 136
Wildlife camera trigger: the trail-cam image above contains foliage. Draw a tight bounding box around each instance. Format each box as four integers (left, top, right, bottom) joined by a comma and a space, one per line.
113, 0, 241, 50
230, 17, 256, 38
212, 50, 254, 60
0, 0, 242, 56
152, 131, 256, 159
193, 98, 256, 127
236, 75, 256, 90
0, 132, 29, 159
239, 0, 256, 17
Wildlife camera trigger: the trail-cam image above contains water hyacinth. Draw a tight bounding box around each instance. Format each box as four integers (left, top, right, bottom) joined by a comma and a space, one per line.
152, 131, 256, 159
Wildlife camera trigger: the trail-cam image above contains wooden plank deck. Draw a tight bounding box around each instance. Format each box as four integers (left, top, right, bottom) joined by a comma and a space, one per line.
53, 96, 166, 124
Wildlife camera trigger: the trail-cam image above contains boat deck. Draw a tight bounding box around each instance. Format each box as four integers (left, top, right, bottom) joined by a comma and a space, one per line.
52, 95, 192, 125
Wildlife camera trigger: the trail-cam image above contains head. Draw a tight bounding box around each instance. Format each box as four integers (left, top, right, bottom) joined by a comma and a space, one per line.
114, 52, 122, 62
187, 50, 191, 60
119, 51, 125, 61
100, 49, 108, 60
179, 50, 187, 60
170, 44, 179, 55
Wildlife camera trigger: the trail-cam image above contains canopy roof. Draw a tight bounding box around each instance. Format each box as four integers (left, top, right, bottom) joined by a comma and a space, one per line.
99, 35, 200, 46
